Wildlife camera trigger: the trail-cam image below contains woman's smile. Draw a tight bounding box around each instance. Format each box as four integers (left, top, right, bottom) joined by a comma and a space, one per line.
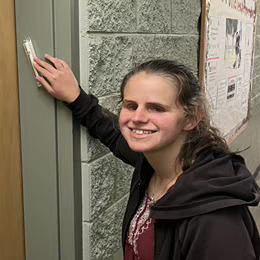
130, 128, 157, 135
128, 128, 158, 140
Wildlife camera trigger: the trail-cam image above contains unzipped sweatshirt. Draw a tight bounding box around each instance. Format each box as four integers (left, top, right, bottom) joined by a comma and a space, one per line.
67, 88, 260, 260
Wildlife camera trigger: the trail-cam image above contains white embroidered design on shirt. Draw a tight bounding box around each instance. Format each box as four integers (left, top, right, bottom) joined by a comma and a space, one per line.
127, 193, 153, 257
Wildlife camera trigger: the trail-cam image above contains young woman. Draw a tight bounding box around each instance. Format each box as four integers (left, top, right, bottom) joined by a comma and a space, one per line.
34, 56, 260, 260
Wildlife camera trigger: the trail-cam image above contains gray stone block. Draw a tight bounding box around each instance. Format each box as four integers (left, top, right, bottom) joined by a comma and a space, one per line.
253, 56, 260, 78
111, 249, 123, 260
171, 0, 201, 34
114, 161, 133, 202
90, 196, 128, 260
88, 36, 136, 97
114, 36, 134, 91
99, 94, 122, 116
137, 0, 171, 33
82, 130, 110, 163
88, 36, 117, 97
132, 36, 155, 65
154, 35, 199, 72
89, 154, 133, 220
85, 0, 136, 32
252, 75, 260, 98
113, 195, 129, 243
80, 95, 122, 163
89, 155, 116, 220
88, 35, 200, 98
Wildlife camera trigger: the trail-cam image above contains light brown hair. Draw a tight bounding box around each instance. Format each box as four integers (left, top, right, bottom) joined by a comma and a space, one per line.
120, 59, 231, 170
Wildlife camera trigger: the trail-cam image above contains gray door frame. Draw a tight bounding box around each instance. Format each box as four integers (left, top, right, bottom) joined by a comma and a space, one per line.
15, 0, 81, 259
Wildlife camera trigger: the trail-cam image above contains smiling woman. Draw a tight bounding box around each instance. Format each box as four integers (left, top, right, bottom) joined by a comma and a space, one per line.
33, 57, 260, 260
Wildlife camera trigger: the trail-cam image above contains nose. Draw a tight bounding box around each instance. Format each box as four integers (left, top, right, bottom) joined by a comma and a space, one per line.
132, 107, 149, 123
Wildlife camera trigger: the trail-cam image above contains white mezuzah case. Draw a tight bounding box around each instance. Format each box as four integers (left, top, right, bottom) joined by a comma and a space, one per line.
23, 38, 41, 87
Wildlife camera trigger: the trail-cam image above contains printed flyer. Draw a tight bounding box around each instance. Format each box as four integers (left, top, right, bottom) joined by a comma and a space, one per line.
203, 0, 257, 141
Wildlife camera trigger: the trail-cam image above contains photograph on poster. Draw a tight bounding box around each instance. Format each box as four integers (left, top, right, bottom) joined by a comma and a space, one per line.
225, 18, 242, 69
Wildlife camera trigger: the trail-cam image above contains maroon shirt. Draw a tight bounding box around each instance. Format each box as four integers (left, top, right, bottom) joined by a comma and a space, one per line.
125, 193, 155, 260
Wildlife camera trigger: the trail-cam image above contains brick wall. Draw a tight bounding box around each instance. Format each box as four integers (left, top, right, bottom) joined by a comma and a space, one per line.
78, 0, 259, 259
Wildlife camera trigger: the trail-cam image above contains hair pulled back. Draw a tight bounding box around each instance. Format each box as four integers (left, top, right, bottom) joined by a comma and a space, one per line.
120, 59, 231, 170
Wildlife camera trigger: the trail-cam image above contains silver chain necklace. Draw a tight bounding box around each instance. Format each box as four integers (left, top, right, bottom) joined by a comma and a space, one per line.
150, 171, 181, 204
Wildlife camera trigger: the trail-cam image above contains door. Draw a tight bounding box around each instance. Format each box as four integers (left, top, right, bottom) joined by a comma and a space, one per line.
15, 0, 82, 259
0, 0, 26, 259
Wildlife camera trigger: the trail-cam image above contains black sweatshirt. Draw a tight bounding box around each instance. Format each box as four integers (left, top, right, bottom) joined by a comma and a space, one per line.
67, 88, 260, 259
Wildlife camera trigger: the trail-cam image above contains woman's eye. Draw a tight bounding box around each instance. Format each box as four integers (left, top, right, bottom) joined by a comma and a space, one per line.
149, 105, 165, 112
125, 104, 137, 111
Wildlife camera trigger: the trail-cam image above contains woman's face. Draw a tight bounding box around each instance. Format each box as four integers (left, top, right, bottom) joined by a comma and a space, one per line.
119, 72, 191, 155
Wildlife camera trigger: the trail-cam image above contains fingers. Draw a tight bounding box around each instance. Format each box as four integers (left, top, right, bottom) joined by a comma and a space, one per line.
34, 61, 53, 81
34, 55, 64, 83
58, 59, 69, 69
33, 54, 74, 101
34, 56, 56, 73
36, 75, 55, 96
44, 54, 64, 70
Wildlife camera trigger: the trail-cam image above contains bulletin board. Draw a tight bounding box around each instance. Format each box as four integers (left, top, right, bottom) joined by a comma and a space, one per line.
200, 0, 258, 142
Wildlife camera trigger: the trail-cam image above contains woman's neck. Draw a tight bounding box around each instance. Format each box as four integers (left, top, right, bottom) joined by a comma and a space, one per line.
144, 138, 184, 181
145, 147, 183, 203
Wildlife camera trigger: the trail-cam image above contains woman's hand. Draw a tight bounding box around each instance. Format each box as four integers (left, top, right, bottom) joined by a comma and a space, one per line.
34, 54, 80, 103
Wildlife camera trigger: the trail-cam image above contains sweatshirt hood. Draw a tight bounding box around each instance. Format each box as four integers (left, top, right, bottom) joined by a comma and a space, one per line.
150, 152, 260, 220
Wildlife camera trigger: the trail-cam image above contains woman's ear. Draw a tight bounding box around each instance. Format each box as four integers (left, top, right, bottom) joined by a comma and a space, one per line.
183, 112, 204, 131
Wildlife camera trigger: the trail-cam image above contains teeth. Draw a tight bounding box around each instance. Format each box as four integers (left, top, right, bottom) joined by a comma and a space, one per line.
132, 129, 154, 135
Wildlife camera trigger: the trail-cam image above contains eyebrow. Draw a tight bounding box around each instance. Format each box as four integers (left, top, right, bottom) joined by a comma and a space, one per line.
123, 99, 171, 109
123, 99, 135, 103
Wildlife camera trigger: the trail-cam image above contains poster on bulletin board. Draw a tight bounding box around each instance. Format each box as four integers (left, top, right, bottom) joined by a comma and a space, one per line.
200, 0, 258, 142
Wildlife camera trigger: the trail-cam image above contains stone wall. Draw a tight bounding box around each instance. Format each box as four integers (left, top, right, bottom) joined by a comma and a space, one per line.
78, 0, 260, 259
79, 1, 201, 259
